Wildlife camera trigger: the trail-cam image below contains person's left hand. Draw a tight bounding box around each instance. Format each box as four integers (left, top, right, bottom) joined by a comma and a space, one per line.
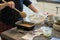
36, 12, 44, 17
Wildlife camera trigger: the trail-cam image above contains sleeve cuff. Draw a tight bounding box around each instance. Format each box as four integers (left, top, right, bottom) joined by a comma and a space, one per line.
23, 0, 32, 7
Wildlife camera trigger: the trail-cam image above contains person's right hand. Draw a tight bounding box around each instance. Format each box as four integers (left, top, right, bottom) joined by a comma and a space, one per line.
7, 1, 15, 8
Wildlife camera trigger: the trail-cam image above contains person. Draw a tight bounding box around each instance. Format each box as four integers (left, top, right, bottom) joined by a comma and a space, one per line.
0, 0, 39, 26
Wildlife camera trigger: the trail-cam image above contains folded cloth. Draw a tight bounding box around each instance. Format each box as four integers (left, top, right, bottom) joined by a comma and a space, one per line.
0, 36, 1, 40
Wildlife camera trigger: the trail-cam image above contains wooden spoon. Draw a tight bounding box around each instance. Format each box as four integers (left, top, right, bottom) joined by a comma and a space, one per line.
2, 0, 27, 18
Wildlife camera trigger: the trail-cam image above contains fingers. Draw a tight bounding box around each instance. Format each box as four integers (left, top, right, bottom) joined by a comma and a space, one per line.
7, 1, 15, 8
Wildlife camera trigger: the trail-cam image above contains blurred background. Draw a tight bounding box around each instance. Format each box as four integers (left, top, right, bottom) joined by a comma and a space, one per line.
23, 0, 60, 21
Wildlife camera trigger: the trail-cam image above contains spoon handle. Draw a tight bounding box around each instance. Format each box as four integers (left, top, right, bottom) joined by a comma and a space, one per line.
2, 0, 21, 13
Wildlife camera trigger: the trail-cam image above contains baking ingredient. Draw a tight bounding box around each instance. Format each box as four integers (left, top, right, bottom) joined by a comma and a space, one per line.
29, 14, 45, 24
19, 23, 32, 27
20, 12, 27, 18
40, 26, 52, 37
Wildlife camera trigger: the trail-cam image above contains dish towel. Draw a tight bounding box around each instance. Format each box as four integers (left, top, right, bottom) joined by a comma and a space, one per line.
0, 36, 1, 40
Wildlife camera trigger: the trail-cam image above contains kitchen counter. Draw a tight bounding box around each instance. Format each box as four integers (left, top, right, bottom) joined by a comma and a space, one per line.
1, 25, 60, 40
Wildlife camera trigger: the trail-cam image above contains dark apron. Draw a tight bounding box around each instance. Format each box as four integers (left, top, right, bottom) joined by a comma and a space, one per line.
0, 0, 23, 26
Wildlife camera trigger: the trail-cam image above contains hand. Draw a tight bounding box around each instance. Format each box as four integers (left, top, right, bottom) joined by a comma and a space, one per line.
36, 12, 44, 17
7, 1, 15, 8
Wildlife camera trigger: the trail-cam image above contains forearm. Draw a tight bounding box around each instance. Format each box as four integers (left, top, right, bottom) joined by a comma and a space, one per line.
28, 4, 39, 13
0, 3, 7, 10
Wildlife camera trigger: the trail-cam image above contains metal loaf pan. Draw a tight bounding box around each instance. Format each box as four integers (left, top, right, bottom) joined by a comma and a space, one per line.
15, 20, 35, 31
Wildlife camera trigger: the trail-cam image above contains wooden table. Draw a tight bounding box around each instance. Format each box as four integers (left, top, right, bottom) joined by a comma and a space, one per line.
1, 26, 60, 40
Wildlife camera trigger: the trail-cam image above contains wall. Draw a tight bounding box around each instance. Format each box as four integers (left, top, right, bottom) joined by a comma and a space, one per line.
37, 2, 60, 14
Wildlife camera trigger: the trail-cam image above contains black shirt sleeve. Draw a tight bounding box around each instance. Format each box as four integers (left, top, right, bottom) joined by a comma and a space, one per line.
0, 0, 12, 3
0, 0, 4, 3
23, 0, 32, 7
